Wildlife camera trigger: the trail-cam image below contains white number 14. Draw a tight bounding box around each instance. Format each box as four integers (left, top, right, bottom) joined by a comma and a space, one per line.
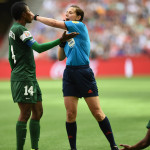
24, 86, 34, 96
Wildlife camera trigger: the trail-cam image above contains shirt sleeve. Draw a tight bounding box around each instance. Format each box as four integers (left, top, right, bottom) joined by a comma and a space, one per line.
65, 21, 84, 33
31, 39, 60, 53
146, 120, 150, 129
17, 26, 33, 43
26, 38, 36, 47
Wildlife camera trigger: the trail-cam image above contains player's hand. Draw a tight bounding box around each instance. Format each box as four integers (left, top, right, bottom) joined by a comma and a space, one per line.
60, 31, 79, 42
119, 144, 133, 150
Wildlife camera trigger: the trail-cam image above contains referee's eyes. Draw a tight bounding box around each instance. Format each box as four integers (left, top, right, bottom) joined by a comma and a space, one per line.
68, 11, 74, 14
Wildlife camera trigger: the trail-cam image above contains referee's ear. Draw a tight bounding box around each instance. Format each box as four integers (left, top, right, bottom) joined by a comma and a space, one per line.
76, 15, 81, 21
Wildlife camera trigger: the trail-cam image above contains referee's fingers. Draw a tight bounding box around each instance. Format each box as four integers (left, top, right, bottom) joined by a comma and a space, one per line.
72, 32, 79, 35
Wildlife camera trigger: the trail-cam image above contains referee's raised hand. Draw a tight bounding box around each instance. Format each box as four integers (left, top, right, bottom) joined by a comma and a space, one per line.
59, 31, 79, 42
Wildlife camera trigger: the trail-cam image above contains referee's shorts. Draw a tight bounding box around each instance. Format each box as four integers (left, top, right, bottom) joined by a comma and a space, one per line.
63, 65, 98, 98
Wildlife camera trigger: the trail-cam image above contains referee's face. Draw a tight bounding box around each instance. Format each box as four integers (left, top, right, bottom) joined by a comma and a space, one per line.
65, 7, 80, 21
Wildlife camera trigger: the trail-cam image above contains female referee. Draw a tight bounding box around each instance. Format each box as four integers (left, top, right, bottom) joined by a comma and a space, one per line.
33, 5, 119, 150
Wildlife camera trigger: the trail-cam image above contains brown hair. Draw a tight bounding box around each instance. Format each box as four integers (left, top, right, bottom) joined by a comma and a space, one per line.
70, 5, 84, 21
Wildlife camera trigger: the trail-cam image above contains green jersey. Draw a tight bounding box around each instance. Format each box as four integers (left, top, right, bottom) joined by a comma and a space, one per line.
147, 120, 150, 129
8, 22, 36, 81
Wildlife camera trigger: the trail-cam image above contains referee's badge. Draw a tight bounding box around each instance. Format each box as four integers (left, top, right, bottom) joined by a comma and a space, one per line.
68, 38, 75, 48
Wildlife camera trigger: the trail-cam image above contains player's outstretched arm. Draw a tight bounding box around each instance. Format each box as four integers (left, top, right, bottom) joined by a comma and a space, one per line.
120, 129, 150, 150
34, 15, 67, 30
27, 31, 78, 53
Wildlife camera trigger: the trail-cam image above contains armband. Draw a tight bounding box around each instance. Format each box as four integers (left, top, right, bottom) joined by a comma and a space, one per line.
26, 38, 36, 47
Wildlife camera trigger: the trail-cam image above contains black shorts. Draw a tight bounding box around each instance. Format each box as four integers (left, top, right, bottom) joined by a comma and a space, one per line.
63, 65, 98, 98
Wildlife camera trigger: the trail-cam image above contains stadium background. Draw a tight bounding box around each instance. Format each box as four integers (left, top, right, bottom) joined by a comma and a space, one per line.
0, 0, 150, 150
1, 0, 150, 79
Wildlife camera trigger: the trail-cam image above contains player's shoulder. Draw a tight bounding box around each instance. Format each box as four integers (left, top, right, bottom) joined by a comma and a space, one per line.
11, 22, 28, 33
11, 22, 21, 29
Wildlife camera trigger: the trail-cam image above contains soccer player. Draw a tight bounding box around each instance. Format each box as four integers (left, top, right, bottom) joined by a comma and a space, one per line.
120, 120, 150, 150
33, 5, 119, 150
9, 2, 78, 150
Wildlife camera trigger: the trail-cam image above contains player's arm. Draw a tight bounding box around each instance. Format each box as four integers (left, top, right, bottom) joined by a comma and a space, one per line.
30, 39, 60, 53
26, 31, 78, 53
130, 129, 150, 149
120, 129, 150, 150
34, 15, 67, 30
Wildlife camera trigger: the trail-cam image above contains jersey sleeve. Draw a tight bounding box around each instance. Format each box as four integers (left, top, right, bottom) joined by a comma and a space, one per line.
26, 38, 36, 47
31, 39, 60, 53
17, 25, 33, 43
65, 21, 84, 33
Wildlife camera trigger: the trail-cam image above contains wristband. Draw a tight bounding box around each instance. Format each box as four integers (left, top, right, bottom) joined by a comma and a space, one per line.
59, 42, 66, 48
34, 14, 39, 20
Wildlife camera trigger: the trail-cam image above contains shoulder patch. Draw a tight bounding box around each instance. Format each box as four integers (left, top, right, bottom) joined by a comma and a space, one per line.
20, 31, 32, 41
72, 21, 79, 24
9, 30, 15, 40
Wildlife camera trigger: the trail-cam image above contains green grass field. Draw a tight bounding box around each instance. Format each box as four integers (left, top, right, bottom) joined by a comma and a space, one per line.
0, 77, 150, 150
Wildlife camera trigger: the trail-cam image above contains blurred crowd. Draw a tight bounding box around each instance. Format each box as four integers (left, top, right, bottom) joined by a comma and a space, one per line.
29, 0, 150, 59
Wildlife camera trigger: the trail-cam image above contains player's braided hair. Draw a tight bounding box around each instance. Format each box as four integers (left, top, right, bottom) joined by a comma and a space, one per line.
70, 5, 84, 21
11, 2, 27, 20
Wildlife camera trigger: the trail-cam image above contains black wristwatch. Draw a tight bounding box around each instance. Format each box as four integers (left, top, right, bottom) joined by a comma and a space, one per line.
34, 14, 39, 20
